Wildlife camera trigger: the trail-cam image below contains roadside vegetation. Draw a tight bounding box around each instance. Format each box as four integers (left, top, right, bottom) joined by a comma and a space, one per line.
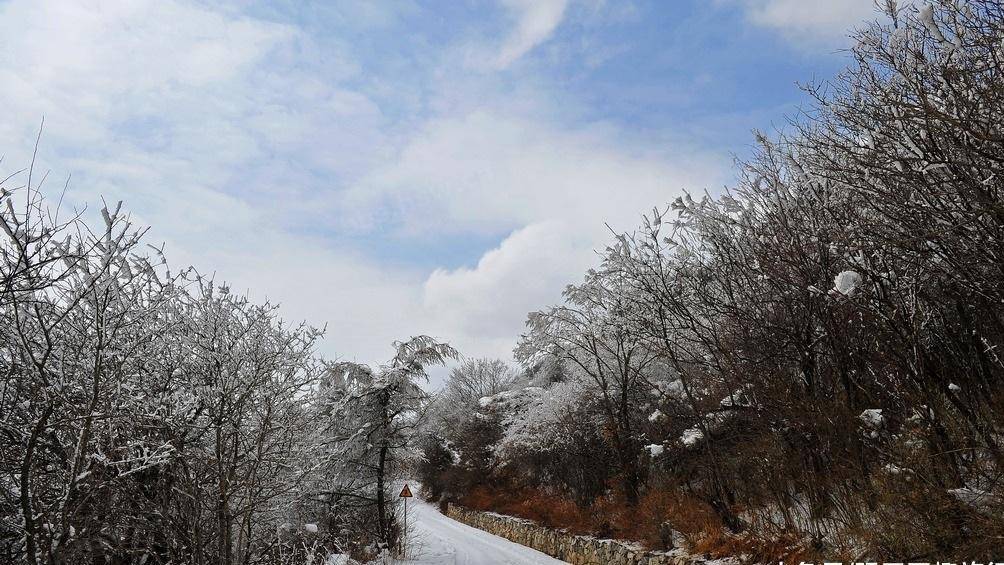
418, 2, 1004, 561
0, 175, 450, 562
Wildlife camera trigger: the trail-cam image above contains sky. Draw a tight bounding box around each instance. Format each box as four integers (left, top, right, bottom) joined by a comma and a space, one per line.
0, 0, 888, 386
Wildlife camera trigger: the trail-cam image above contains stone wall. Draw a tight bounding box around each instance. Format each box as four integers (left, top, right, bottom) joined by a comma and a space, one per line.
444, 504, 711, 565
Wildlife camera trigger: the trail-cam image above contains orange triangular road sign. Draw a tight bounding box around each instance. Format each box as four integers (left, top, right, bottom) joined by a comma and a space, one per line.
399, 484, 413, 498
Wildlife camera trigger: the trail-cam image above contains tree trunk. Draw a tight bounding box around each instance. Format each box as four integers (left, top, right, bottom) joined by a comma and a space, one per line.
377, 388, 391, 547
377, 441, 388, 546
21, 404, 54, 565
216, 426, 233, 565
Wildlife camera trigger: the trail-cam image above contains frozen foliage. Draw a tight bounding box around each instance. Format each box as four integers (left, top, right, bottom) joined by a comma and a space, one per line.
948, 487, 993, 507
515, 266, 659, 505
0, 175, 450, 563
661, 380, 687, 400
719, 386, 754, 408
496, 379, 590, 457
312, 336, 457, 553
7, 0, 1004, 561
858, 408, 885, 429
443, 359, 518, 411
858, 409, 885, 439
680, 428, 704, 447
833, 270, 862, 296
0, 180, 336, 564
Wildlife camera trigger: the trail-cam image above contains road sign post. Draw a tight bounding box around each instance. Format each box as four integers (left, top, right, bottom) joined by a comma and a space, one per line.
399, 484, 413, 559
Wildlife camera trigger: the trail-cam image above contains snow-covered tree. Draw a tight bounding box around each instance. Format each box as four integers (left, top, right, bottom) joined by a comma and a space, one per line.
0, 166, 325, 564
318, 336, 456, 551
516, 267, 659, 506
429, 1, 1004, 556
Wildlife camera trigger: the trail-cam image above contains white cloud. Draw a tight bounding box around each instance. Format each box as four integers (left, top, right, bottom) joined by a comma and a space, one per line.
492, 0, 569, 69
0, 0, 728, 384
343, 110, 720, 236
172, 230, 428, 366
0, 0, 381, 205
730, 0, 879, 42
0, 0, 397, 363
423, 221, 593, 340
0, 1, 294, 143
343, 110, 726, 365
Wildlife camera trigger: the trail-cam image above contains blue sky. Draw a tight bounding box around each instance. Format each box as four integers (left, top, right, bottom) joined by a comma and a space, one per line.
0, 0, 885, 382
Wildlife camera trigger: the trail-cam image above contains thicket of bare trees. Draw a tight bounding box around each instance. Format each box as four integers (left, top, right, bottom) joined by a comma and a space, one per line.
420, 1, 1004, 559
0, 169, 438, 562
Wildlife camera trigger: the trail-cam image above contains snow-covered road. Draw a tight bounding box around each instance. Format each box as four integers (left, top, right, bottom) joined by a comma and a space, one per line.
395, 487, 567, 565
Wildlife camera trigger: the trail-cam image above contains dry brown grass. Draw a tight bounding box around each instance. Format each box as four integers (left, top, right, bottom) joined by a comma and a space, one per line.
459, 484, 830, 563
460, 485, 757, 553
460, 485, 595, 533
692, 526, 816, 564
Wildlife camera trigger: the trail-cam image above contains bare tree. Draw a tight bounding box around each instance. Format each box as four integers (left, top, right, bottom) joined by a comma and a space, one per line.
441, 358, 517, 409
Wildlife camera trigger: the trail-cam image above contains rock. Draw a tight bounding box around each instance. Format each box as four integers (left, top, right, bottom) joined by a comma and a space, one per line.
446, 504, 706, 565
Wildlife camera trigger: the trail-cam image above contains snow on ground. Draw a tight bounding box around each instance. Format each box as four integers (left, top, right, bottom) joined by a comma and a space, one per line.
393, 485, 567, 565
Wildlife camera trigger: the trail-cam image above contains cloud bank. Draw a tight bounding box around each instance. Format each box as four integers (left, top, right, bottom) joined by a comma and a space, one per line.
1, 0, 855, 386
729, 0, 879, 42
